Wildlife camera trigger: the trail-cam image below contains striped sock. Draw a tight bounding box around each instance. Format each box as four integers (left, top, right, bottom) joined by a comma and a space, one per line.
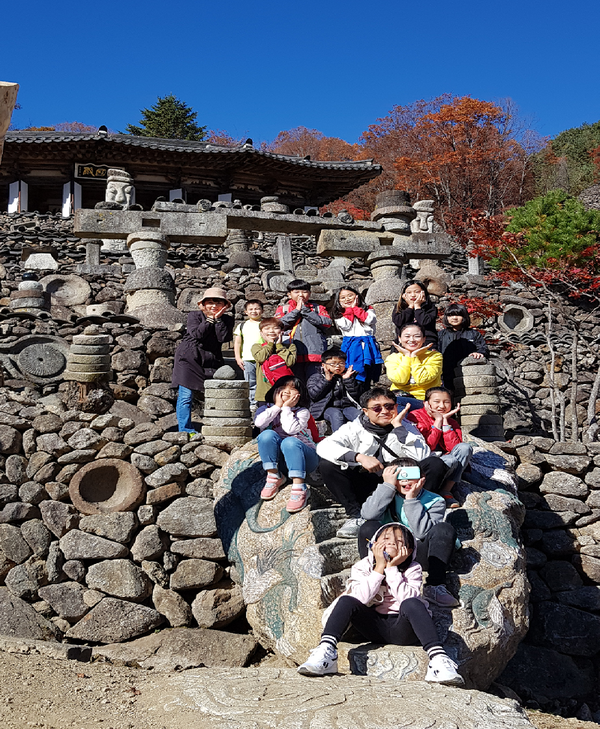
426, 645, 446, 661
320, 634, 338, 650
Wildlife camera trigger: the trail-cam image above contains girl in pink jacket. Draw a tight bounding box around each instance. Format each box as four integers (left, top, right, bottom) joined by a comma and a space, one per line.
297, 522, 463, 685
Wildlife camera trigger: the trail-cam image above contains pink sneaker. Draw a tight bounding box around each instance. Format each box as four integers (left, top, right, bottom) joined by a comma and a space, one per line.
286, 486, 309, 513
260, 474, 286, 500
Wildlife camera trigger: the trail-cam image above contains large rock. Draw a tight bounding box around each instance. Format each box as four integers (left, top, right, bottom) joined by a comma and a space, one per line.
66, 597, 163, 643
92, 627, 257, 670
529, 601, 600, 656
169, 559, 222, 591
133, 667, 537, 728
38, 582, 89, 622
156, 497, 217, 537
213, 438, 529, 691
0, 587, 57, 640
5, 558, 48, 600
152, 584, 193, 627
498, 643, 596, 702
0, 524, 32, 564
131, 524, 166, 562
59, 530, 128, 560
79, 512, 137, 543
39, 500, 79, 538
0, 425, 22, 454
85, 559, 151, 601
191, 579, 245, 628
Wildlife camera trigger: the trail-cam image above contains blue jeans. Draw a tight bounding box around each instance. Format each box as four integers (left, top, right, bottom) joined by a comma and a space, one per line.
440, 442, 473, 484
395, 395, 424, 413
243, 360, 257, 406
256, 430, 319, 480
176, 386, 195, 433
324, 406, 360, 433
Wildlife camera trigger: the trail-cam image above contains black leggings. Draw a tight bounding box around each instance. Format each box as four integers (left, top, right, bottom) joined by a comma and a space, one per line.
358, 520, 456, 586
320, 456, 449, 519
322, 595, 440, 651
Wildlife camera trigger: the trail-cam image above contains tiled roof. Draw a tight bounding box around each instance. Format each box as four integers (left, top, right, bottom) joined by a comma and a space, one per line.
4, 131, 380, 172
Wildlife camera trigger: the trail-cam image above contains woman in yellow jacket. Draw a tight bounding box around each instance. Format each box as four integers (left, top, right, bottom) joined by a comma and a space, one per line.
385, 323, 443, 412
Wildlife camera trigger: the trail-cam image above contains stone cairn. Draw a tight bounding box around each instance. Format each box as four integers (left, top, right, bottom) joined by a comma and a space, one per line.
64, 325, 112, 385
9, 272, 47, 314
454, 357, 504, 441
201, 365, 252, 448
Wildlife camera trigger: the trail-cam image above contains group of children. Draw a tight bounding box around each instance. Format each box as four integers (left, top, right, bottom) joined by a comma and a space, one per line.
171, 278, 488, 685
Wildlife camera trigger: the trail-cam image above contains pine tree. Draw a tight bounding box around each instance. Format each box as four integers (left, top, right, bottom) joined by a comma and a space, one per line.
125, 95, 207, 141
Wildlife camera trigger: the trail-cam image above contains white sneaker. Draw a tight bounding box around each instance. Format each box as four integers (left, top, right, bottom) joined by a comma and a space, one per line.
336, 517, 365, 539
297, 643, 338, 676
425, 654, 465, 686
423, 584, 460, 608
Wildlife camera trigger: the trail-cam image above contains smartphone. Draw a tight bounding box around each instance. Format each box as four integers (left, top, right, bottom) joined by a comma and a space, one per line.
396, 466, 421, 480
383, 549, 391, 562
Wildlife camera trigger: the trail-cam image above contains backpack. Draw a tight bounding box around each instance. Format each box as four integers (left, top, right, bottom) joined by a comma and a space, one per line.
261, 353, 294, 386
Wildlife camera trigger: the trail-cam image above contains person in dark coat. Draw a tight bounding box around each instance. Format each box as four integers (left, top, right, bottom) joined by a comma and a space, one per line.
437, 303, 489, 391
172, 287, 234, 434
392, 280, 438, 349
307, 348, 362, 432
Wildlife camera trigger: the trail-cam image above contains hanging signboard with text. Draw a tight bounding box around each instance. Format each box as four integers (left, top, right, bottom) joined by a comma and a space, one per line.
74, 163, 110, 180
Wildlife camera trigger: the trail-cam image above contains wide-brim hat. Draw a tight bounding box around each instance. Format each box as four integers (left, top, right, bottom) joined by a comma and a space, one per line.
265, 375, 297, 404
199, 287, 231, 306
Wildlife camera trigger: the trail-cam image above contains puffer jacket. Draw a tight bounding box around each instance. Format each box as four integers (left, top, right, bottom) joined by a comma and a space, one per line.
275, 300, 332, 362
306, 370, 362, 419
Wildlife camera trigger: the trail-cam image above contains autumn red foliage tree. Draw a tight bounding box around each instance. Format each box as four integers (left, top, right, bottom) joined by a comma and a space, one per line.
354, 95, 542, 224
266, 126, 358, 161
206, 129, 245, 147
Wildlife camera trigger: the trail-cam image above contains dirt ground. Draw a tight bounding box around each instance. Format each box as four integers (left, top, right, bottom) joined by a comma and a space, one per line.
0, 650, 596, 729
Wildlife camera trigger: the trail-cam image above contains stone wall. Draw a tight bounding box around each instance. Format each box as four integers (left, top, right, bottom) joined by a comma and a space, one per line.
496, 436, 600, 715
0, 385, 247, 642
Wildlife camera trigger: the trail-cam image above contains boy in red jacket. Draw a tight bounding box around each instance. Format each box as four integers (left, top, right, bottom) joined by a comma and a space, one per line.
407, 387, 472, 508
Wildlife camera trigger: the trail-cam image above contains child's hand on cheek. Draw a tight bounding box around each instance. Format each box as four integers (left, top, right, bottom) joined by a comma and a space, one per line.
372, 542, 388, 575
402, 478, 424, 500
389, 545, 412, 567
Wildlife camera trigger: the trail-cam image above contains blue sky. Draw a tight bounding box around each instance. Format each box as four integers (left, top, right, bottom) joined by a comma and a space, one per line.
3, 0, 599, 144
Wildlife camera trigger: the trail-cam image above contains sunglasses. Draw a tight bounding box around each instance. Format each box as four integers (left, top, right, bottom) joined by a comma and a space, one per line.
368, 403, 396, 413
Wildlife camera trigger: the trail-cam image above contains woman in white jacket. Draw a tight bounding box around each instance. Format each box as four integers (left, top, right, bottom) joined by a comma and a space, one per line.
297, 522, 463, 685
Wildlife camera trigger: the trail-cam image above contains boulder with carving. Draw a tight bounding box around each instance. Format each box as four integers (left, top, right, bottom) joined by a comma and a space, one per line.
213, 437, 528, 690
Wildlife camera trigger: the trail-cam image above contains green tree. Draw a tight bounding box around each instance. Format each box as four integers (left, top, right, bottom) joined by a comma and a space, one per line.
125, 95, 207, 141
534, 120, 600, 195
504, 189, 600, 268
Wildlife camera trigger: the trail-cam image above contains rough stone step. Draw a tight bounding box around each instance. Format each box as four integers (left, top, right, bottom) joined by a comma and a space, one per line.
455, 364, 496, 377
205, 380, 249, 390
460, 405, 502, 416
202, 426, 253, 437
317, 538, 359, 575
310, 507, 347, 542
204, 399, 251, 411
460, 414, 503, 426
460, 394, 501, 405
454, 375, 497, 389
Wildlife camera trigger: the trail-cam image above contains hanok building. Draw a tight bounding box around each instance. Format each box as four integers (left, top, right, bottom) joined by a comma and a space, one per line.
0, 130, 381, 214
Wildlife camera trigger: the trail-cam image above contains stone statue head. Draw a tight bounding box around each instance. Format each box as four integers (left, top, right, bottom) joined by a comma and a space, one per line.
105, 169, 134, 209
410, 200, 435, 233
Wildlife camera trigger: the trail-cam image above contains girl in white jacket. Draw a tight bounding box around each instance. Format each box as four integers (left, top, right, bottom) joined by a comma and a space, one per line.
297, 522, 463, 685
332, 286, 383, 388
254, 376, 318, 513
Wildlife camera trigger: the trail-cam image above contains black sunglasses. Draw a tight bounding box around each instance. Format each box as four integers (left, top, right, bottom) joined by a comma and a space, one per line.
368, 403, 396, 413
